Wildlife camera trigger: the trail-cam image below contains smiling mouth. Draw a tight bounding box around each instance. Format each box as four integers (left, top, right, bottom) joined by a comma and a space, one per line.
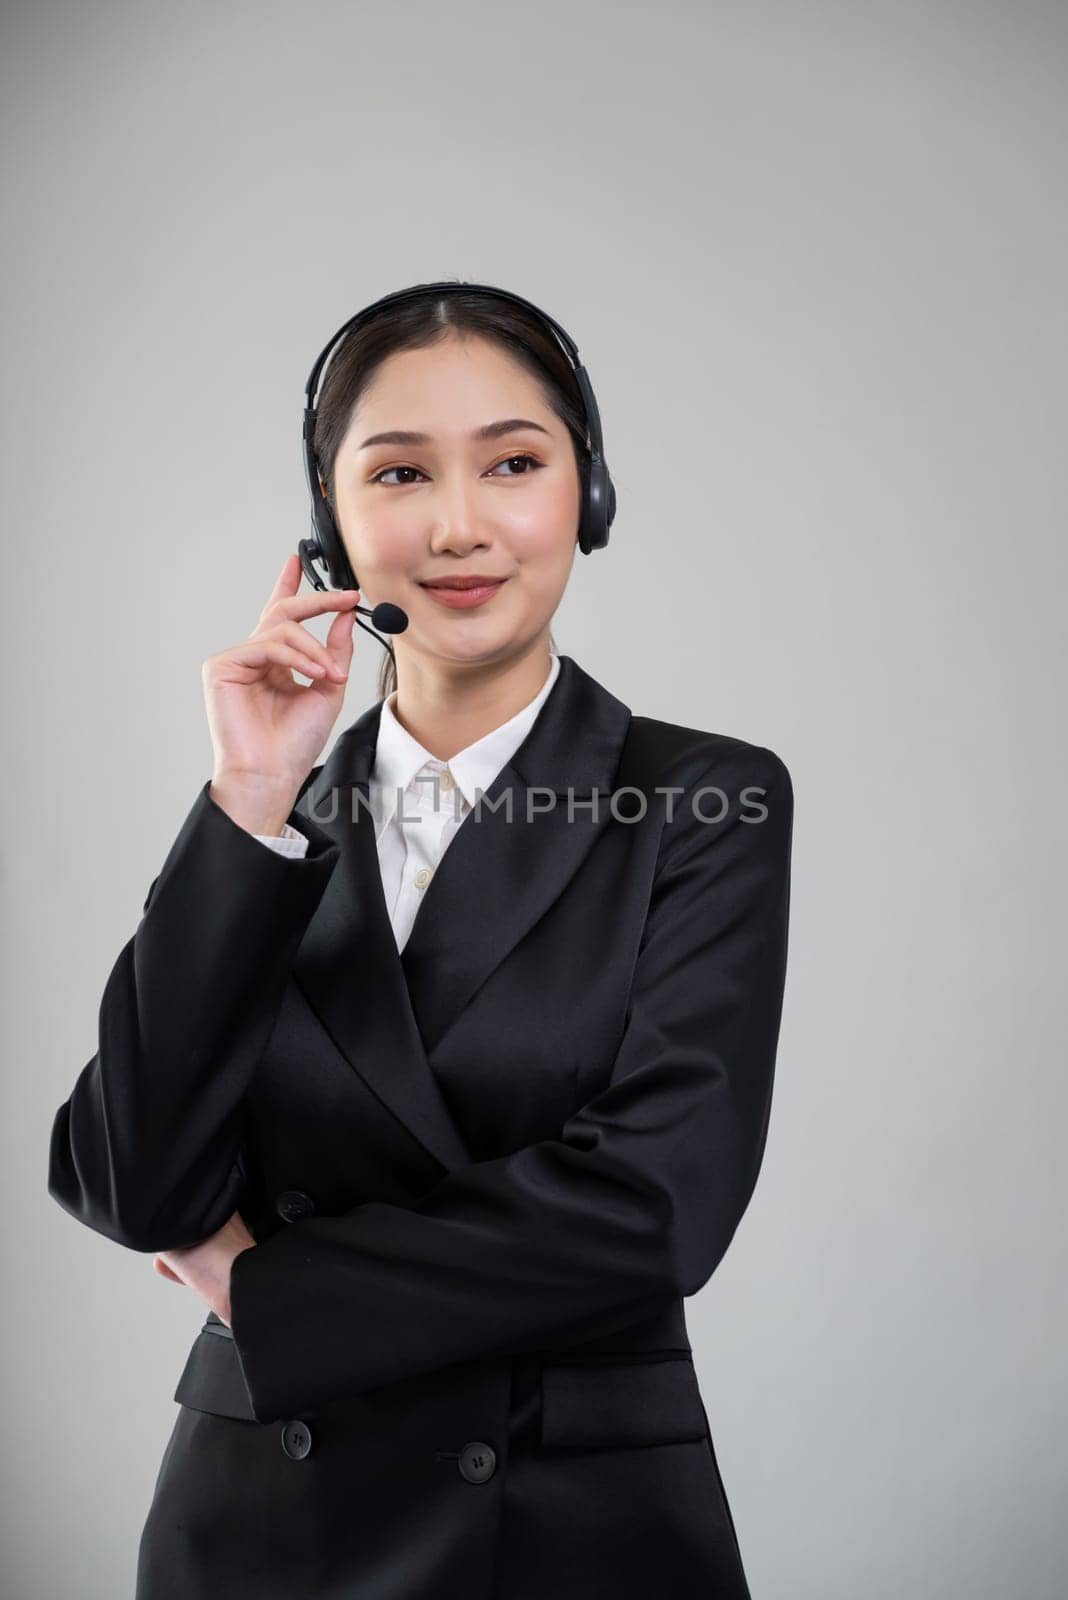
418, 576, 511, 610
418, 577, 509, 590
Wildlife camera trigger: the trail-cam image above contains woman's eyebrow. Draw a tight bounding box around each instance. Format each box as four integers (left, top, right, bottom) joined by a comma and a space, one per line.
357, 418, 552, 451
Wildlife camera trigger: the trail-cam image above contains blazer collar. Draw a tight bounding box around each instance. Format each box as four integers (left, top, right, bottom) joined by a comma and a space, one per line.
291, 652, 632, 1173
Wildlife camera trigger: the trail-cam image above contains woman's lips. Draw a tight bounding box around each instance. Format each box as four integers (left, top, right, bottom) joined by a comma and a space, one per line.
419, 579, 509, 610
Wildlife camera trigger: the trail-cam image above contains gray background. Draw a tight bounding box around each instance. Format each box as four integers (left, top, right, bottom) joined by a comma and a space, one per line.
3, 2, 1065, 1595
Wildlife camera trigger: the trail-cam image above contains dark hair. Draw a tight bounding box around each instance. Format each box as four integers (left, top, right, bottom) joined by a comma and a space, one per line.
311, 282, 588, 700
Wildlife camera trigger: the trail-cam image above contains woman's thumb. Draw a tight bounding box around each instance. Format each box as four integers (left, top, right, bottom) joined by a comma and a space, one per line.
327, 602, 357, 668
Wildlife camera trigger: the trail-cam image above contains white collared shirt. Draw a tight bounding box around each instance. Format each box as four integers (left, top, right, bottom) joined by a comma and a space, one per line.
254, 651, 560, 952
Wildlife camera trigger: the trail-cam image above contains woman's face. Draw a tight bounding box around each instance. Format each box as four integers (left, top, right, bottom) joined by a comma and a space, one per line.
330, 332, 582, 672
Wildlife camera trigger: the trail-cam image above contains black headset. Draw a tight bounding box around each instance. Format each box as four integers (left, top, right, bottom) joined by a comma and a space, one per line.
297, 279, 616, 599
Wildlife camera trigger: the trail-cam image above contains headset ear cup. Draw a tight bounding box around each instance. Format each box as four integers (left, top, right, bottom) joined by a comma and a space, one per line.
312, 496, 359, 590
577, 451, 610, 554
582, 459, 612, 552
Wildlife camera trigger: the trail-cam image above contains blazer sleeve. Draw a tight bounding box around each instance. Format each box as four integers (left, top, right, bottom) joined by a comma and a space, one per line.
47, 777, 339, 1254
228, 745, 794, 1423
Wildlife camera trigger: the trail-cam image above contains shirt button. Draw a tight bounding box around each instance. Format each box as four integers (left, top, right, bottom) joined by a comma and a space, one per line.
414, 867, 433, 889
439, 768, 454, 791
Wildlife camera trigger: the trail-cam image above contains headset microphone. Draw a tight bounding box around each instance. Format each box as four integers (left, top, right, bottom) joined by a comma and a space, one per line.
362, 601, 408, 635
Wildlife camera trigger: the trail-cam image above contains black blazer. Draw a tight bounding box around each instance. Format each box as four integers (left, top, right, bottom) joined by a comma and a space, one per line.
48, 652, 793, 1600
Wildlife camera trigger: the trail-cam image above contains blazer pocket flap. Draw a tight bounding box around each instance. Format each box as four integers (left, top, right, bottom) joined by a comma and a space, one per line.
540, 1357, 709, 1451
173, 1321, 257, 1423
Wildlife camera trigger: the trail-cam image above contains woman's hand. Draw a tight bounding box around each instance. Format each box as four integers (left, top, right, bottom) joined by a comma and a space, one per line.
153, 1210, 257, 1328
204, 552, 360, 834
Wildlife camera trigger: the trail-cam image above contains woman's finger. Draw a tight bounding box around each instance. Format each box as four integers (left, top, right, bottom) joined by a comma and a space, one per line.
261, 586, 360, 628
270, 619, 349, 679
261, 552, 302, 615
222, 638, 333, 682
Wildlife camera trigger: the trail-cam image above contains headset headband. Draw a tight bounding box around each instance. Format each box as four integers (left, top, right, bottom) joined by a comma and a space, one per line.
302, 280, 607, 464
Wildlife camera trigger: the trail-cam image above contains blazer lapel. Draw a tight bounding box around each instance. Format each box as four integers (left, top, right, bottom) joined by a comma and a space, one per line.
291, 653, 632, 1174
400, 655, 632, 1052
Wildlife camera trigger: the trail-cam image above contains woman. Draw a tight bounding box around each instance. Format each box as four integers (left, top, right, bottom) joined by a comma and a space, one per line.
48, 282, 794, 1599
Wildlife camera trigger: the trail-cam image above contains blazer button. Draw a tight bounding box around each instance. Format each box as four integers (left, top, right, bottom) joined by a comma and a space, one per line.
458, 1440, 497, 1484
280, 1420, 313, 1460
276, 1189, 315, 1222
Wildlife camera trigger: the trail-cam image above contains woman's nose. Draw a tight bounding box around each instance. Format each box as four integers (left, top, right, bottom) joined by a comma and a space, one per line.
428, 477, 486, 550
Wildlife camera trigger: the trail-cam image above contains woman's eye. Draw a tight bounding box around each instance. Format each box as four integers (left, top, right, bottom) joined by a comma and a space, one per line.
370, 465, 427, 486
370, 454, 543, 487
489, 453, 544, 477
